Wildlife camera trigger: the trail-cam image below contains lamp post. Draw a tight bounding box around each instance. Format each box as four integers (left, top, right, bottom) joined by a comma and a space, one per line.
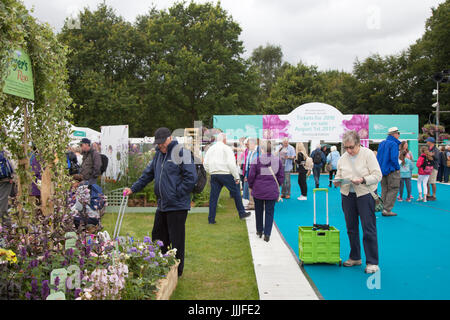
432, 70, 448, 144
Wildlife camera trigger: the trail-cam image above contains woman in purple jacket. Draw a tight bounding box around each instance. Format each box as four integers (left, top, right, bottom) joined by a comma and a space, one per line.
248, 140, 284, 242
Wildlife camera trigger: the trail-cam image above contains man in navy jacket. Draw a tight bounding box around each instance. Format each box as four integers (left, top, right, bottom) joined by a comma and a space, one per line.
376, 127, 401, 217
124, 127, 197, 276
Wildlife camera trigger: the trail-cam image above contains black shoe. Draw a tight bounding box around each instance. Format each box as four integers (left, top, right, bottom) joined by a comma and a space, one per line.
256, 232, 263, 238
240, 212, 251, 220
209, 221, 216, 224
264, 235, 270, 242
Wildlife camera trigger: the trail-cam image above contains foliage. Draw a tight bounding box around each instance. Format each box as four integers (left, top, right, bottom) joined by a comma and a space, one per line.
119, 236, 178, 300
1, 228, 178, 300
250, 44, 284, 96
0, 0, 73, 249
58, 1, 261, 136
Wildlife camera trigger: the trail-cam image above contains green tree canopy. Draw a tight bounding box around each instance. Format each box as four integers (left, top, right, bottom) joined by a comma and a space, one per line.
59, 1, 260, 136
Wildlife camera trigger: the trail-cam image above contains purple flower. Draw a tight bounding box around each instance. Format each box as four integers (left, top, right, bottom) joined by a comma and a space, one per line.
144, 256, 151, 262
143, 236, 151, 243
25, 292, 32, 300
129, 247, 137, 253
154, 261, 159, 267
20, 246, 27, 258
79, 257, 85, 267
156, 240, 164, 247
66, 248, 74, 257
54, 276, 60, 287
29, 259, 39, 268
74, 289, 82, 299
149, 251, 156, 258
41, 280, 50, 299
31, 279, 38, 293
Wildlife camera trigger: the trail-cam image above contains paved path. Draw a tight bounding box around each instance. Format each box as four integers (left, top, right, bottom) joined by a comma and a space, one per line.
244, 204, 320, 300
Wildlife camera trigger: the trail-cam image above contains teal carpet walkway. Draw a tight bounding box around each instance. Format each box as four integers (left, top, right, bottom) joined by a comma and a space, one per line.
274, 173, 450, 300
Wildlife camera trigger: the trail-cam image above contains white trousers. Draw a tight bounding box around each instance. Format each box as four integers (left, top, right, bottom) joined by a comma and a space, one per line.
417, 175, 430, 196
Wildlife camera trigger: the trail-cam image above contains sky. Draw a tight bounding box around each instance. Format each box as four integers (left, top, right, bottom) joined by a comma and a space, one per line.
21, 0, 446, 72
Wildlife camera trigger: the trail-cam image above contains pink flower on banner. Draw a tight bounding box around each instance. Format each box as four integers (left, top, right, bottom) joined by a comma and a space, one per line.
342, 114, 369, 139
263, 115, 290, 139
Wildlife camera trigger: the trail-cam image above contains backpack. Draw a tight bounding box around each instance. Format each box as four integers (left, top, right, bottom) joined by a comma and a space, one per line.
67, 152, 80, 176
100, 154, 109, 175
305, 157, 314, 170
179, 152, 207, 194
421, 156, 434, 175
0, 151, 13, 180
313, 150, 323, 165
192, 155, 207, 194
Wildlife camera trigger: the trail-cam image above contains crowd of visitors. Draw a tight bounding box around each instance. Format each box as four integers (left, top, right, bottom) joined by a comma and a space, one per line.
3, 124, 449, 278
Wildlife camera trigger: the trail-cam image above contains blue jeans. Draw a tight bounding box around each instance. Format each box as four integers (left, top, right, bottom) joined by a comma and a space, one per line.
243, 180, 250, 200
209, 174, 246, 223
399, 178, 412, 199
313, 165, 321, 188
254, 198, 276, 236
444, 166, 450, 183
341, 193, 378, 265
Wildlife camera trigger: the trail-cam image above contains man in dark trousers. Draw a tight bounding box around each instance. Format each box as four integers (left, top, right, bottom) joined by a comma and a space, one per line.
123, 127, 197, 277
310, 144, 326, 188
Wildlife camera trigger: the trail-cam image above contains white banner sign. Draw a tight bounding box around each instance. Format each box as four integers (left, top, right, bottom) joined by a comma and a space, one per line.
101, 125, 129, 181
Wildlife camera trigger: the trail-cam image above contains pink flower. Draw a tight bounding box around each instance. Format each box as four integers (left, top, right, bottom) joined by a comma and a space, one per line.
263, 115, 290, 139
342, 115, 369, 139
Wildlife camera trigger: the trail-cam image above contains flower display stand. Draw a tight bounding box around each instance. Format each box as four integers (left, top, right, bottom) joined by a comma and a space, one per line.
155, 261, 180, 300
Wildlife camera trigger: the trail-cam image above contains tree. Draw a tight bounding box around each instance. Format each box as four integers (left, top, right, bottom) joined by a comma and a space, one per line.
134, 1, 260, 131
59, 2, 260, 135
58, 4, 144, 136
264, 62, 357, 115
251, 44, 284, 96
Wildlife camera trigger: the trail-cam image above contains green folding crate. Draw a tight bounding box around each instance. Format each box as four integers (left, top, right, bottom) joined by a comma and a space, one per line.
298, 188, 341, 266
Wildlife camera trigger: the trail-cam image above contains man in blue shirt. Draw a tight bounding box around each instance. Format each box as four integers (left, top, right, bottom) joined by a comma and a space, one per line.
376, 127, 401, 217
278, 138, 296, 199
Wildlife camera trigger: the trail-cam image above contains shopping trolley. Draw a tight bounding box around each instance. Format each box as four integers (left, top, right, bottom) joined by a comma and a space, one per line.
298, 188, 341, 266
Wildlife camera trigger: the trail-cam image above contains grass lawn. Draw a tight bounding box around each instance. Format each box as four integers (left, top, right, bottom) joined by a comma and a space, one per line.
101, 190, 259, 300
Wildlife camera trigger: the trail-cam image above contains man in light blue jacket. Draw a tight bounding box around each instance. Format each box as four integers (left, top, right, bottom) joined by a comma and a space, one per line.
376, 127, 401, 217
327, 146, 340, 187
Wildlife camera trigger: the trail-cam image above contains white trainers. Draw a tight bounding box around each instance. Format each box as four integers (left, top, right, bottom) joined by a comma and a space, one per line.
297, 195, 307, 201
365, 264, 379, 274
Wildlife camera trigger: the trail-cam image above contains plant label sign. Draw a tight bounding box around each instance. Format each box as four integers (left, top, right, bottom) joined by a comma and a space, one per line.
50, 268, 68, 294
66, 265, 81, 290
2, 48, 35, 100
46, 291, 66, 300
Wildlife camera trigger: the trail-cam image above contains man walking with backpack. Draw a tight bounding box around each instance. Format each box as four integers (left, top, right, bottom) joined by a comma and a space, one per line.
123, 127, 197, 277
79, 138, 103, 185
0, 150, 14, 226
310, 144, 326, 188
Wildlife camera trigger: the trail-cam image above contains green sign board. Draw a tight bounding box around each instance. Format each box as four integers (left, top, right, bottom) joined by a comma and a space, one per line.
2, 49, 35, 100
73, 130, 86, 137
368, 115, 419, 140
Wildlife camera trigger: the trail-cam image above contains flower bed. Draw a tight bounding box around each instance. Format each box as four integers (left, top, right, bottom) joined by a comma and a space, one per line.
0, 228, 179, 300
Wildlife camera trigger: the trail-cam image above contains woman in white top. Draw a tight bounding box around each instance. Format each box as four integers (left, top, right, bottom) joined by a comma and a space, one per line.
333, 130, 382, 274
